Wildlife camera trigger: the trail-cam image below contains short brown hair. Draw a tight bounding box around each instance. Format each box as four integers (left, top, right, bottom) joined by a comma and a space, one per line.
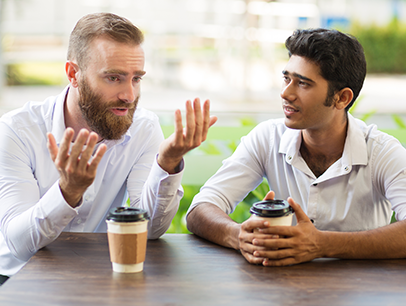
67, 13, 144, 69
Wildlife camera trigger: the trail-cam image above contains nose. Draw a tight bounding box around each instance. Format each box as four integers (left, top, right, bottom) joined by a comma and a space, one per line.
280, 81, 296, 102
118, 81, 137, 104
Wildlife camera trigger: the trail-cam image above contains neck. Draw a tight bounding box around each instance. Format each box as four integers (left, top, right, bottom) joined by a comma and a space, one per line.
300, 113, 348, 177
301, 113, 348, 157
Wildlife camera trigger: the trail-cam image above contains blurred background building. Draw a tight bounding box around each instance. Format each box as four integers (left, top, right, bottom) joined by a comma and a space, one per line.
0, 0, 406, 127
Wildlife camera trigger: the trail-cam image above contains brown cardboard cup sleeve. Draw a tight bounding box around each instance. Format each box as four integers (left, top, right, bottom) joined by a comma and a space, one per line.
107, 231, 148, 264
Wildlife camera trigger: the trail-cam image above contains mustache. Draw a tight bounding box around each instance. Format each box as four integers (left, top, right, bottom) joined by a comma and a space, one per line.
282, 100, 300, 111
107, 96, 139, 110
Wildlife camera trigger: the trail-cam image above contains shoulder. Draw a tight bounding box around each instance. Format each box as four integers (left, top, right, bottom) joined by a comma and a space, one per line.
349, 116, 406, 170
132, 108, 159, 127
125, 108, 163, 147
244, 118, 287, 143
353, 117, 401, 148
0, 97, 57, 135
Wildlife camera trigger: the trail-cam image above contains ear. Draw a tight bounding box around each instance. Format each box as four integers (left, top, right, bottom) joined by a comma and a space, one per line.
65, 61, 80, 88
334, 88, 353, 110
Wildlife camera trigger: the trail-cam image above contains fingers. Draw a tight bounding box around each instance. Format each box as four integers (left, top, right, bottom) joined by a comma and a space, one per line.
77, 131, 100, 170
201, 99, 217, 142
87, 143, 107, 174
184, 100, 195, 146
47, 133, 58, 162
192, 98, 203, 144
239, 219, 270, 265
173, 109, 184, 145
287, 197, 311, 223
158, 97, 215, 173
68, 129, 90, 169
263, 256, 297, 267
241, 217, 270, 232
54, 128, 75, 171
241, 249, 267, 265
263, 190, 275, 201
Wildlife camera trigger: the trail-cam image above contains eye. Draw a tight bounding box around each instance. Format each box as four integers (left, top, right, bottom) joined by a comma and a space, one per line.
108, 76, 119, 82
133, 76, 143, 83
298, 80, 309, 87
282, 75, 290, 83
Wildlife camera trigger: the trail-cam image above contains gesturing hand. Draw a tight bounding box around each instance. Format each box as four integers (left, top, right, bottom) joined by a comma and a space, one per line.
47, 128, 107, 207
157, 98, 217, 174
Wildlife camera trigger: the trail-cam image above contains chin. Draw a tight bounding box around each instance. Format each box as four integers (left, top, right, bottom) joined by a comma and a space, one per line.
284, 118, 303, 130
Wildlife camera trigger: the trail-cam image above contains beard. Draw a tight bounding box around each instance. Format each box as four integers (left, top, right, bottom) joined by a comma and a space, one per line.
77, 77, 138, 140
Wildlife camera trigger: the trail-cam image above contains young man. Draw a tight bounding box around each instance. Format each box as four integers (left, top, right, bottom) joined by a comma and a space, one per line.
186, 28, 406, 266
0, 13, 216, 281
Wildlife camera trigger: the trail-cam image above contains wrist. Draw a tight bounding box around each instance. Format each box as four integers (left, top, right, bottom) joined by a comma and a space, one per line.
157, 155, 184, 174
318, 230, 336, 258
230, 223, 242, 250
59, 183, 84, 208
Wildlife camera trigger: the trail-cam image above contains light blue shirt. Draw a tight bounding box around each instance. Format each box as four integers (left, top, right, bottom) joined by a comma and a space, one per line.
0, 87, 183, 276
189, 114, 406, 231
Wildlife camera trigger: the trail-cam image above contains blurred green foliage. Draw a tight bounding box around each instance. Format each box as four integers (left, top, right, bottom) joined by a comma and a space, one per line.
166, 179, 269, 234
6, 62, 65, 86
351, 19, 406, 74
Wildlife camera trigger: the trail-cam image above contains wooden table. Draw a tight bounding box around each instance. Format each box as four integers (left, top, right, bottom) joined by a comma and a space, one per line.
1, 233, 406, 305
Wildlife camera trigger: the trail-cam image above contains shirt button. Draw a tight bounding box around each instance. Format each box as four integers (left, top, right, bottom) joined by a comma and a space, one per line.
287, 155, 292, 161
77, 219, 82, 224
85, 195, 90, 201
344, 166, 350, 172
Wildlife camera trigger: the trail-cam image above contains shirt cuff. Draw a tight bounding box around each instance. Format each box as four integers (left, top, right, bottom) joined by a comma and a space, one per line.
155, 154, 184, 175
148, 155, 183, 196
41, 181, 79, 219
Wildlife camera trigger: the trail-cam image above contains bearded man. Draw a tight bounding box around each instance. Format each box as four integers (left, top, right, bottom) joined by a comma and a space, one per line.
0, 12, 216, 283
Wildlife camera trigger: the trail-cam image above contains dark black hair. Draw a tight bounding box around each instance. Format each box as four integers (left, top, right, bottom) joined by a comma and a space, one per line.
285, 28, 366, 111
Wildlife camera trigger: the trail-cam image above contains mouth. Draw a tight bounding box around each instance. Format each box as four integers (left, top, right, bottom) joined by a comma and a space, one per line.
283, 104, 299, 116
110, 108, 130, 116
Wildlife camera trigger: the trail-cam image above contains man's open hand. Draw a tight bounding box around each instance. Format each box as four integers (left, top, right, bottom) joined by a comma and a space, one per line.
47, 128, 107, 207
157, 98, 217, 174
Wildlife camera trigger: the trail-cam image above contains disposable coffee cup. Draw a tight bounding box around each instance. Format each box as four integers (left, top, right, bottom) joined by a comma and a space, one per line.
250, 199, 294, 227
106, 207, 149, 273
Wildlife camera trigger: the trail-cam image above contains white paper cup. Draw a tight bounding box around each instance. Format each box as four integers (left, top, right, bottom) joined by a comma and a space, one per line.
106, 207, 149, 273
250, 200, 294, 228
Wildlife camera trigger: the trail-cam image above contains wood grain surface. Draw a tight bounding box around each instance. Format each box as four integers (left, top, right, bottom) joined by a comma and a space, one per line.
1, 232, 405, 306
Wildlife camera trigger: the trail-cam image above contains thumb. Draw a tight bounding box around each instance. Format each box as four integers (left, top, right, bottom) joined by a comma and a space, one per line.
47, 133, 58, 162
287, 197, 311, 224
263, 190, 275, 201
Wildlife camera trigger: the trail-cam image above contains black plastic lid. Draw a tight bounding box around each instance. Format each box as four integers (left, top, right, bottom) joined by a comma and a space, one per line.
250, 200, 293, 218
106, 207, 150, 222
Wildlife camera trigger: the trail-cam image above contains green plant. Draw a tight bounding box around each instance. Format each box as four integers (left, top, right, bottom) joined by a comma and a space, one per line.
392, 114, 406, 129
229, 179, 269, 223
351, 19, 406, 74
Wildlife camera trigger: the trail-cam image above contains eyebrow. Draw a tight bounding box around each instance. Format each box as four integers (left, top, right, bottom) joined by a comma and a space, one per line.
282, 70, 315, 83
103, 69, 146, 77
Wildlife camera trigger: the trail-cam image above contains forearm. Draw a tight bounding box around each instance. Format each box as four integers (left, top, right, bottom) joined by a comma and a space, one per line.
186, 203, 241, 250
1, 182, 77, 261
320, 220, 406, 259
132, 158, 183, 239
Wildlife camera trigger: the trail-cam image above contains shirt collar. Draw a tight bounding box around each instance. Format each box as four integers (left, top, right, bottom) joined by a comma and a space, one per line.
50, 85, 132, 146
279, 113, 368, 167
342, 113, 368, 166
51, 86, 69, 145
